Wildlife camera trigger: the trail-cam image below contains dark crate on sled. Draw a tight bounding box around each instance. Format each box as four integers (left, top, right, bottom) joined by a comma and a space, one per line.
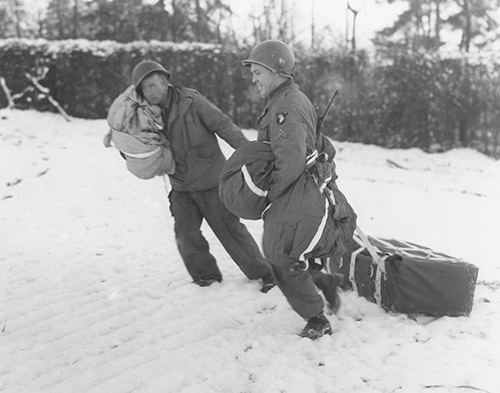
334, 235, 479, 317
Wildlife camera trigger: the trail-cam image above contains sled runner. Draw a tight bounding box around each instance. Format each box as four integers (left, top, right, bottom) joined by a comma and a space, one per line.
332, 226, 479, 317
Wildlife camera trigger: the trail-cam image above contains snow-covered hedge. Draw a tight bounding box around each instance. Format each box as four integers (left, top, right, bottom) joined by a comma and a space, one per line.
296, 50, 500, 156
0, 38, 248, 120
0, 39, 499, 156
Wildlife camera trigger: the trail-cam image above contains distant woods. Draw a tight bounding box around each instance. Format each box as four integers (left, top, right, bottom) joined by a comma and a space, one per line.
0, 0, 295, 45
1, 0, 499, 52
374, 0, 500, 53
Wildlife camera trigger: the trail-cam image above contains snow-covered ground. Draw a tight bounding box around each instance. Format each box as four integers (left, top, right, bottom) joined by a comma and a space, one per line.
1, 109, 499, 393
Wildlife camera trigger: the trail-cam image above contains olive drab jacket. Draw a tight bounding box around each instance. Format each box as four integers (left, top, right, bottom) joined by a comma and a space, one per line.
249, 79, 355, 264
256, 79, 336, 201
218, 78, 358, 265
162, 85, 247, 192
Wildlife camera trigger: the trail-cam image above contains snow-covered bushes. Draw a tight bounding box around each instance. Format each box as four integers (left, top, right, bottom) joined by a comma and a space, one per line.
0, 39, 499, 156
296, 49, 500, 156
0, 39, 246, 120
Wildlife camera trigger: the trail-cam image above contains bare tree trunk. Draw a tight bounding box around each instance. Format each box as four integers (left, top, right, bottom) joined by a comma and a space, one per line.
461, 0, 471, 52
264, 1, 271, 40
216, 13, 222, 43
347, 2, 359, 52
56, 0, 64, 38
279, 0, 288, 41
72, 0, 78, 39
345, 0, 349, 50
435, 0, 441, 44
310, 0, 315, 49
8, 0, 22, 37
352, 11, 358, 51
425, 4, 432, 38
36, 9, 44, 37
194, 0, 201, 42
171, 0, 178, 42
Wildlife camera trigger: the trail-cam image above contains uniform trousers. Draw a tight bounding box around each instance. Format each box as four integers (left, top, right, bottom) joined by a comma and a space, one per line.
266, 255, 325, 320
169, 187, 271, 282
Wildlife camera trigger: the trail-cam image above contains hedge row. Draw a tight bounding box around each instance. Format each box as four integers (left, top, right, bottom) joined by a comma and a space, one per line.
1, 39, 499, 157
0, 39, 245, 119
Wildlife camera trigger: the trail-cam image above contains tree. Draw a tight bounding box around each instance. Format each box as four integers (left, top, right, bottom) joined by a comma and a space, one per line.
142, 0, 234, 43
45, 0, 85, 39
188, 0, 233, 43
138, 0, 171, 41
79, 0, 144, 42
5, 0, 237, 44
374, 0, 445, 53
0, 2, 11, 37
445, 0, 500, 52
249, 0, 295, 44
0, 0, 26, 38
375, 0, 500, 53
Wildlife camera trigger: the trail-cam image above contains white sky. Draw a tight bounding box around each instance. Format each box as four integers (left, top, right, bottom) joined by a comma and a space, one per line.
227, 0, 405, 48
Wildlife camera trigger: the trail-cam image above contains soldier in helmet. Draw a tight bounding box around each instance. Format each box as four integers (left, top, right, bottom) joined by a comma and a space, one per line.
124, 60, 275, 292
242, 40, 342, 339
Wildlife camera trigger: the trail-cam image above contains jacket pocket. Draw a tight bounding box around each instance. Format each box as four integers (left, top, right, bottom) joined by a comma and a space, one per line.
185, 116, 206, 148
185, 116, 216, 159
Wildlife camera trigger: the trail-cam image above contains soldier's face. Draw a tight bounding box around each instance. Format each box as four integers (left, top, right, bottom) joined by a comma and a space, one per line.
249, 64, 280, 98
140, 73, 168, 105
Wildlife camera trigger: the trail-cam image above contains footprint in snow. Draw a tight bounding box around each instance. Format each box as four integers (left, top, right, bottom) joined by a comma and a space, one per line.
6, 178, 22, 187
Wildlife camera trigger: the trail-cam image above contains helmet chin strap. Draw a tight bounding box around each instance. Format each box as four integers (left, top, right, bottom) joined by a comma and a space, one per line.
274, 72, 290, 83
279, 71, 293, 79
269, 66, 293, 79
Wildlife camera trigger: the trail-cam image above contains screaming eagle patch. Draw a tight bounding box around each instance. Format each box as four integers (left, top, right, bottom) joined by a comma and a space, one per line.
276, 111, 288, 124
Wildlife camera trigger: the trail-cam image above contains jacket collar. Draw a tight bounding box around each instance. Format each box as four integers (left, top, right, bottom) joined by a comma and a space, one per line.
267, 78, 294, 101
163, 85, 193, 129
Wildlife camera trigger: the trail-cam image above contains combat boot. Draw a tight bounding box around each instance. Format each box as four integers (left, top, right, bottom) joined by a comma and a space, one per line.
195, 277, 221, 287
260, 272, 276, 293
299, 312, 332, 340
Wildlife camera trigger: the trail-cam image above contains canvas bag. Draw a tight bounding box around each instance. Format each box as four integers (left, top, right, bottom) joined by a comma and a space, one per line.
333, 228, 479, 317
219, 141, 357, 266
218, 141, 273, 220
111, 130, 175, 180
107, 85, 175, 179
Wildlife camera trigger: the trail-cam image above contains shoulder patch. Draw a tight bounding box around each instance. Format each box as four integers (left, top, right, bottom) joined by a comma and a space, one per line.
276, 111, 288, 125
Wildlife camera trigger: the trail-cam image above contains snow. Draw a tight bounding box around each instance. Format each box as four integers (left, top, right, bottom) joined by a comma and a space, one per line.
0, 38, 221, 58
1, 108, 499, 393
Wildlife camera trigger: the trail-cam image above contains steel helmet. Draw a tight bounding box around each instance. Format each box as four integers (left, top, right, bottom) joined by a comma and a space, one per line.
131, 60, 171, 88
242, 40, 295, 78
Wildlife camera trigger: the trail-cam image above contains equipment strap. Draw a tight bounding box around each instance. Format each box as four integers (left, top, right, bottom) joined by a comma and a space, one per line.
352, 226, 387, 307
242, 165, 268, 197
121, 146, 162, 159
